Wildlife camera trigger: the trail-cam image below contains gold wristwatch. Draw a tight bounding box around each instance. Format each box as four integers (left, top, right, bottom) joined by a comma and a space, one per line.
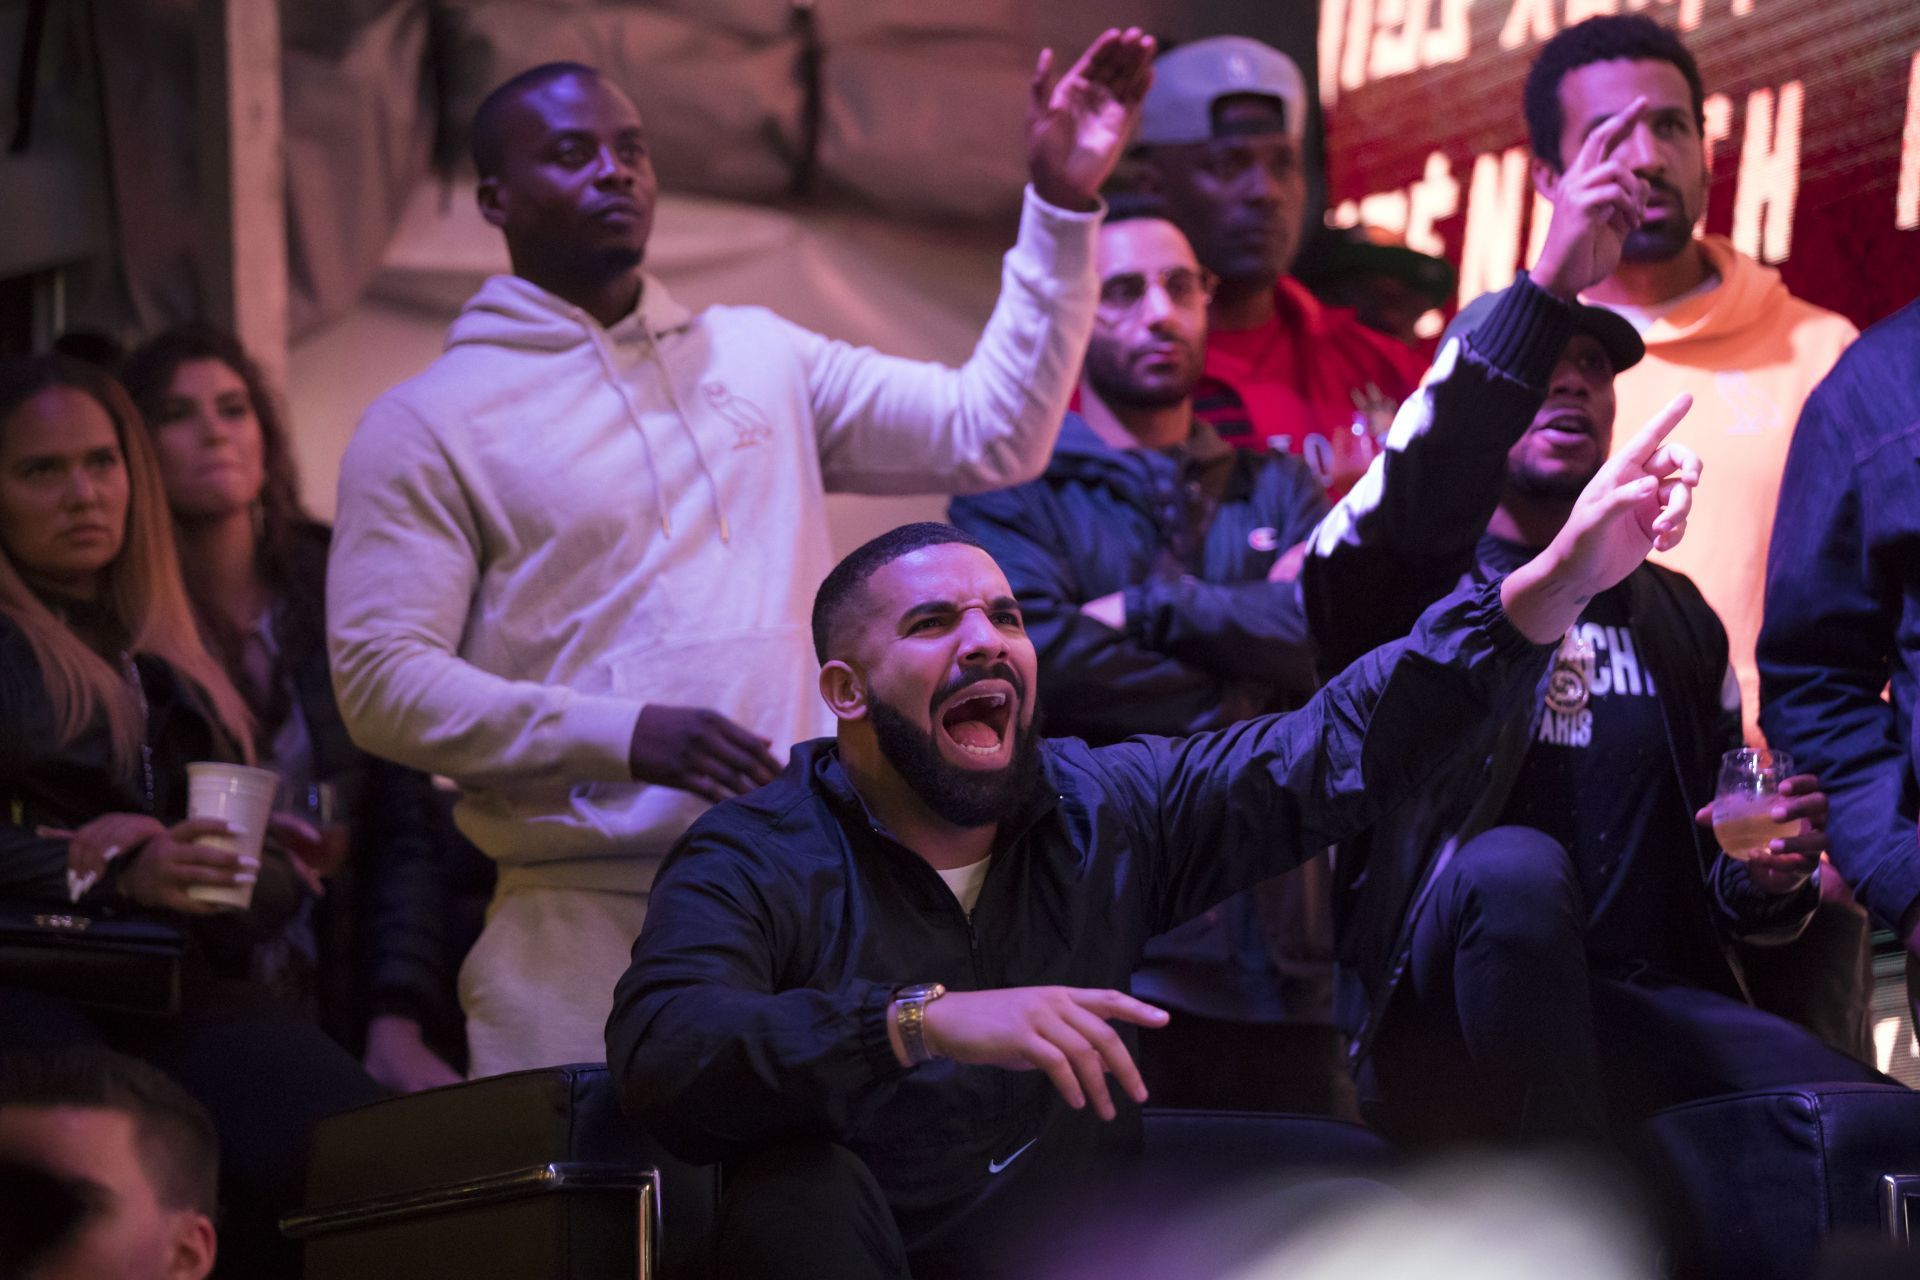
892, 982, 947, 1066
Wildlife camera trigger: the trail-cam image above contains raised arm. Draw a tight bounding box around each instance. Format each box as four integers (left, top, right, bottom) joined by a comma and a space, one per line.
1091, 576, 1552, 934
809, 31, 1155, 495
1303, 97, 1654, 675
1108, 403, 1701, 928
1301, 281, 1572, 672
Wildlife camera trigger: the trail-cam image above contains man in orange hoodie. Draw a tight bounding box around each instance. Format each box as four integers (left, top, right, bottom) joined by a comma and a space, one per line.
1524, 14, 1864, 1057
1525, 15, 1856, 747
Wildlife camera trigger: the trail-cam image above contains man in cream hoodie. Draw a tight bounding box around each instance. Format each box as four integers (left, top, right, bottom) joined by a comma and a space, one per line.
327, 34, 1156, 1077
1526, 15, 1856, 746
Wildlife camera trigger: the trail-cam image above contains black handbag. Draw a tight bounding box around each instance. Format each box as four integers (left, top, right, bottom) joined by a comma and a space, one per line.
0, 906, 184, 1015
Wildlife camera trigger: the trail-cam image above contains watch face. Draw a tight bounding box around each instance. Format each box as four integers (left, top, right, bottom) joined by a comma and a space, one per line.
895, 983, 945, 1002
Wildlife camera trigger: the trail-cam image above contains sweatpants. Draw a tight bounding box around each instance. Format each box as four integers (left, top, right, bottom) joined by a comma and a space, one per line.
458, 885, 649, 1078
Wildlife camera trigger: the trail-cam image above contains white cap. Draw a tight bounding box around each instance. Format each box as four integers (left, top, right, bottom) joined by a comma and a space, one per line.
1136, 36, 1306, 146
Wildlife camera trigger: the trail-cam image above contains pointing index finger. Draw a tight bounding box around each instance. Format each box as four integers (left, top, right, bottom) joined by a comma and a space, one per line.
1579, 95, 1650, 171
1618, 392, 1693, 468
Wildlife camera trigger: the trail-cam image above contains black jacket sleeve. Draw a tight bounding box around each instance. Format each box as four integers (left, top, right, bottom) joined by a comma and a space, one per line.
1302, 275, 1574, 676
604, 829, 905, 1165
0, 822, 83, 904
354, 758, 457, 1023
1090, 576, 1553, 934
0, 628, 121, 907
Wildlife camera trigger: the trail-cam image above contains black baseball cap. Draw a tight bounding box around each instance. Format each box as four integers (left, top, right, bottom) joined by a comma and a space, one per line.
1445, 286, 1644, 374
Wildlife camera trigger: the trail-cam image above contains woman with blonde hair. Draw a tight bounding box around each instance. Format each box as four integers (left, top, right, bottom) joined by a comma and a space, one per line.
0, 354, 381, 1279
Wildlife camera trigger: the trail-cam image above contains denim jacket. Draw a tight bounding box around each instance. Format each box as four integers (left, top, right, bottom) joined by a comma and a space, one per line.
1759, 298, 1920, 931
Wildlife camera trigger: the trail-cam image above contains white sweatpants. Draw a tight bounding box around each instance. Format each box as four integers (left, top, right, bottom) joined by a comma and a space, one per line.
458, 886, 651, 1080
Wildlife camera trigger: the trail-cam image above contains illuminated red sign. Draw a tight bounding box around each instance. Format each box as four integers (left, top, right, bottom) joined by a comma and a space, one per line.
1320, 0, 1920, 328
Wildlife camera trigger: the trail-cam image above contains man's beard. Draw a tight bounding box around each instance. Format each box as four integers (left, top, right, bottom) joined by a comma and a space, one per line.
866, 666, 1044, 828
1619, 178, 1698, 264
1506, 453, 1600, 503
554, 241, 645, 283
1084, 339, 1198, 411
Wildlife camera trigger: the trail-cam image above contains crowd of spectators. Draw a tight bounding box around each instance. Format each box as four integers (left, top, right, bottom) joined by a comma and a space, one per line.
2, 14, 1916, 1280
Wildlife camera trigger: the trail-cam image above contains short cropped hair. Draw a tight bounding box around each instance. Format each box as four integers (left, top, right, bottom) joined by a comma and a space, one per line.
811, 522, 986, 664
470, 61, 603, 178
1524, 15, 1705, 171
0, 1048, 219, 1217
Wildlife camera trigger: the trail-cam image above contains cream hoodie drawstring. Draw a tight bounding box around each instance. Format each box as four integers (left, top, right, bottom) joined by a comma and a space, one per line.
582, 310, 733, 546
585, 322, 674, 538
642, 322, 733, 546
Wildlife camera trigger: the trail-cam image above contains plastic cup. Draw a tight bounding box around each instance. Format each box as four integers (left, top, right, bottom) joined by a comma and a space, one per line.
185, 762, 279, 910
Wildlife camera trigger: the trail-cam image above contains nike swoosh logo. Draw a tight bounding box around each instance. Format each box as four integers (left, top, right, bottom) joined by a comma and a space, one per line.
987, 1138, 1037, 1175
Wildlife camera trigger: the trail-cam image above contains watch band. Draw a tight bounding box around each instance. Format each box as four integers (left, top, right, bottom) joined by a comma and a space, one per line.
892, 982, 947, 1066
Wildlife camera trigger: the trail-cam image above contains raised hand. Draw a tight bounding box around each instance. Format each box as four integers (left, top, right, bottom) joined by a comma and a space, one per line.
1532, 96, 1653, 299
918, 985, 1168, 1121
628, 704, 781, 803
1503, 393, 1700, 642
1027, 27, 1157, 212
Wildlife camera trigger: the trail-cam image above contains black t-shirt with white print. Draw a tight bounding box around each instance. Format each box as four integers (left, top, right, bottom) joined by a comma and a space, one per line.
1481, 534, 1699, 977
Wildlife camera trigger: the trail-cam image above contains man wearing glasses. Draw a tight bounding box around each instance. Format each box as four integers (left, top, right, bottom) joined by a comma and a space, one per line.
949, 209, 1324, 754
949, 207, 1337, 1112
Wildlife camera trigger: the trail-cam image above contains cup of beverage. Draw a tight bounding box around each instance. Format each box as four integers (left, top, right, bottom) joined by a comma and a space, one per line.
1711, 748, 1803, 861
185, 762, 279, 909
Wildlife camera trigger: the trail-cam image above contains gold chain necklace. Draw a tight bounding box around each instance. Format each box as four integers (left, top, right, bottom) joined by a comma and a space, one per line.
1544, 629, 1595, 716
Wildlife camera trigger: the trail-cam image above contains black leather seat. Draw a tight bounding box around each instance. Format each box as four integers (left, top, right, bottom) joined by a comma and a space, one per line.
292, 1065, 1393, 1279
291, 1064, 718, 1280
1633, 1083, 1920, 1279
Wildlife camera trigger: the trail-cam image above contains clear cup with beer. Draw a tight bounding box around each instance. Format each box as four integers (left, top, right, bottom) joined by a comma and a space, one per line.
1710, 748, 1804, 861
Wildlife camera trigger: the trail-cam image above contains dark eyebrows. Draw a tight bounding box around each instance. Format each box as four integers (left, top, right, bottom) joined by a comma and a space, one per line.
896, 596, 1021, 628
898, 599, 956, 629
1577, 103, 1693, 143
549, 125, 645, 146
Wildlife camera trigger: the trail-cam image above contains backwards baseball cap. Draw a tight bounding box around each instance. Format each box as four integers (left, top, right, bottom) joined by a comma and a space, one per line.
1136, 36, 1306, 146
1445, 287, 1645, 375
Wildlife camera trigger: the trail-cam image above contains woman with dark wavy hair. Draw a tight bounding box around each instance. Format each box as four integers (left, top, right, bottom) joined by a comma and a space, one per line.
0, 354, 382, 1279
121, 325, 480, 1093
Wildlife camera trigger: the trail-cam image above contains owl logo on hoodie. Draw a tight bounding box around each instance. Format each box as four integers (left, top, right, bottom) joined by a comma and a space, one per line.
704, 381, 774, 450
1713, 370, 1786, 438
